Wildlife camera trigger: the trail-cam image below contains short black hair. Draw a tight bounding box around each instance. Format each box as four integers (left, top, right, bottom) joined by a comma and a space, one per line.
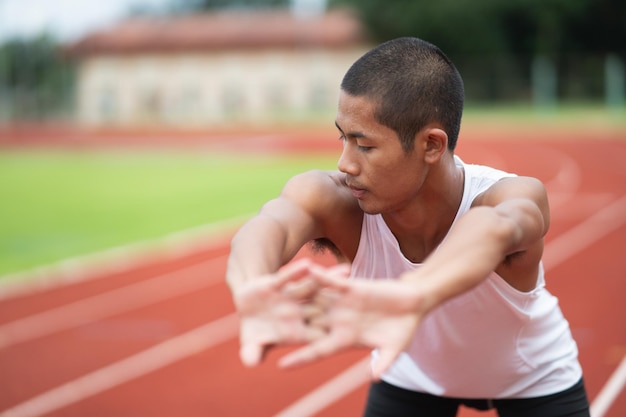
341, 37, 464, 152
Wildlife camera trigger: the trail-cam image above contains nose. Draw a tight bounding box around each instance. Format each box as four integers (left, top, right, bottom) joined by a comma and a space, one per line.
337, 142, 358, 175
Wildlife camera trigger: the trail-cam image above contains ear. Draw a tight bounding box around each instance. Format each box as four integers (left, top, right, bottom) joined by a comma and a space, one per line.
422, 127, 448, 163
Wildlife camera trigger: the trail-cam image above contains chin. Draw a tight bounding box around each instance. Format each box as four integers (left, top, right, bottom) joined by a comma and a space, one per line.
358, 201, 382, 215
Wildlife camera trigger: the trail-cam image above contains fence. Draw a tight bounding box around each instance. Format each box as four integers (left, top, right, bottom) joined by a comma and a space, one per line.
0, 49, 624, 126
455, 53, 625, 108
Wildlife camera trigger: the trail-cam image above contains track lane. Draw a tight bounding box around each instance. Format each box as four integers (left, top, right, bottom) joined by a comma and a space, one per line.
1, 138, 625, 416
0, 259, 235, 410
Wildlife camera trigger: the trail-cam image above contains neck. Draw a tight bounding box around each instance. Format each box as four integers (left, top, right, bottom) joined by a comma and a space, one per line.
383, 154, 465, 262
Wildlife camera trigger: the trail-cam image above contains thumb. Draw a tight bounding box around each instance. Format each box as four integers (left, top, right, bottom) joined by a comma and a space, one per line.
240, 342, 264, 367
370, 348, 398, 381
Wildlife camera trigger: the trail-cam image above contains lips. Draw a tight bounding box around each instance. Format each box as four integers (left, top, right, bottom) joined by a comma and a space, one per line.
347, 181, 366, 199
350, 188, 366, 199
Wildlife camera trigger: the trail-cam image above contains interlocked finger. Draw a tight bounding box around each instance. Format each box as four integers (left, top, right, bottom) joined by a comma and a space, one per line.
301, 302, 328, 330
282, 277, 319, 302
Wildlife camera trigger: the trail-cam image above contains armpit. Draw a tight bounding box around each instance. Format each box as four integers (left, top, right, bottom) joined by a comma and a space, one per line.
309, 238, 345, 261
503, 250, 525, 266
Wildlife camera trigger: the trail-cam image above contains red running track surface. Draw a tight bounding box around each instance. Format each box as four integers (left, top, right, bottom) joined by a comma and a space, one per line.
1, 136, 625, 417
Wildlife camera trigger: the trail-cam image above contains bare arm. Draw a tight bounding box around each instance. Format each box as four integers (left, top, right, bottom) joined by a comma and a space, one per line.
226, 199, 315, 293
279, 176, 551, 377
226, 171, 328, 294
409, 175, 550, 313
225, 170, 354, 366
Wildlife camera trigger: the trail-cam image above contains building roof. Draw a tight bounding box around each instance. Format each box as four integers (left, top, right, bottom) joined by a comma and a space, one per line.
65, 8, 367, 56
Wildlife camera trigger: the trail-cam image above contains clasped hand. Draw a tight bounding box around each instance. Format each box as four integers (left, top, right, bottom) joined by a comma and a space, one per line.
234, 258, 423, 380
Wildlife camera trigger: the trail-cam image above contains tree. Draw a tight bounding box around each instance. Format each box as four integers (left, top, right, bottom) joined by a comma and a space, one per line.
167, 0, 290, 12
567, 0, 626, 55
329, 0, 593, 56
0, 34, 75, 120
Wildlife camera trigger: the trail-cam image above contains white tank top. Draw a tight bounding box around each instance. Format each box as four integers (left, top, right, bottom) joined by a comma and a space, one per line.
351, 157, 582, 399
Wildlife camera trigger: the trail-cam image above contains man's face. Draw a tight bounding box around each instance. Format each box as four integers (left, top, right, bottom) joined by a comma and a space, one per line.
335, 91, 428, 215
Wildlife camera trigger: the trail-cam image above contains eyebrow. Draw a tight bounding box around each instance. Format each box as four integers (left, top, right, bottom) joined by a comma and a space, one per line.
335, 121, 367, 139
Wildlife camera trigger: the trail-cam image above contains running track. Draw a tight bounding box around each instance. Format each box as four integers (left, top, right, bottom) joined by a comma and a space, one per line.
1, 135, 625, 416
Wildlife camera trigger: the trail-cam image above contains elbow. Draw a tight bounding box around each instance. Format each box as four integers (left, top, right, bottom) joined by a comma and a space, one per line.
492, 201, 546, 254
494, 215, 524, 254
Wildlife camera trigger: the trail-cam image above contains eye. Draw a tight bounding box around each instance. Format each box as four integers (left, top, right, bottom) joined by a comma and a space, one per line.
337, 133, 373, 152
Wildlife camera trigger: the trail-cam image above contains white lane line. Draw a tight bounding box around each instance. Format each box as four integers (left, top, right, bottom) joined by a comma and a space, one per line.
273, 357, 371, 417
591, 355, 626, 417
543, 194, 626, 270
0, 216, 248, 301
0, 255, 227, 349
543, 145, 582, 204
546, 192, 615, 221
0, 314, 239, 417
3, 198, 626, 417
273, 195, 626, 417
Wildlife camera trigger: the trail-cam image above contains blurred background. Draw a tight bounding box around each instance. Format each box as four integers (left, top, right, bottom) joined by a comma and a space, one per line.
0, 3, 625, 416
0, 0, 625, 277
0, 0, 624, 127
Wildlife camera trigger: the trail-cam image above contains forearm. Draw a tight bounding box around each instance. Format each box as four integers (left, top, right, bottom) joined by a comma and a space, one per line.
226, 214, 294, 292
403, 204, 541, 314
226, 172, 337, 294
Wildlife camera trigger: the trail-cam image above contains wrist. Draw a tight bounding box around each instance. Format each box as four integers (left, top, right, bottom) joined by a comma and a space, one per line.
398, 272, 439, 316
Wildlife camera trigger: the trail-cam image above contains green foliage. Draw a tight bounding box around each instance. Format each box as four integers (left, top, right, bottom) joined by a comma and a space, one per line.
326, 0, 624, 103
329, 0, 624, 56
0, 34, 75, 120
167, 0, 290, 12
567, 0, 626, 54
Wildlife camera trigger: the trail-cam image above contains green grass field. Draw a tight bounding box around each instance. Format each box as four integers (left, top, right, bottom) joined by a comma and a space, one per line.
463, 103, 626, 126
0, 149, 337, 278
1, 104, 623, 280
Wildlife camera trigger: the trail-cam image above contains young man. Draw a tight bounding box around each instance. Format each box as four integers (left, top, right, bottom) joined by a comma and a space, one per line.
226, 37, 590, 416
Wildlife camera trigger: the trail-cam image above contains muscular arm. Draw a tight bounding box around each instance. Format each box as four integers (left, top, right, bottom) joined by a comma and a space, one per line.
279, 176, 551, 376
227, 169, 360, 292
226, 171, 329, 293
411, 176, 550, 312
226, 199, 315, 292
225, 170, 357, 366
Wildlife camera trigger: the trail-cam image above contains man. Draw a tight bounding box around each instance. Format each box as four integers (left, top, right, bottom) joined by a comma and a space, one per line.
226, 37, 590, 416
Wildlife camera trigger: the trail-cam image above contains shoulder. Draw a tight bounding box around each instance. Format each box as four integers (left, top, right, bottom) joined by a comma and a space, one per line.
472, 175, 550, 239
278, 169, 361, 224
473, 175, 550, 291
283, 170, 363, 260
473, 175, 548, 209
461, 160, 515, 193
285, 169, 346, 188
282, 170, 352, 204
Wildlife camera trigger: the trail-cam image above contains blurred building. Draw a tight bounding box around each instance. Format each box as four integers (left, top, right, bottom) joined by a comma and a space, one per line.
64, 8, 370, 127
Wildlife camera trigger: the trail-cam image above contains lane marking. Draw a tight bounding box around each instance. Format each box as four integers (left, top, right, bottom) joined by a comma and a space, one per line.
542, 145, 582, 202
0, 314, 239, 417
545, 192, 615, 220
0, 255, 227, 349
273, 357, 371, 417
0, 216, 248, 301
1, 174, 624, 417
3, 196, 626, 417
7, 193, 621, 416
591, 355, 626, 417
543, 194, 626, 270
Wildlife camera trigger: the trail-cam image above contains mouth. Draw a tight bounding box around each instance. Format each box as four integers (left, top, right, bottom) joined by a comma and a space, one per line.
347, 181, 367, 199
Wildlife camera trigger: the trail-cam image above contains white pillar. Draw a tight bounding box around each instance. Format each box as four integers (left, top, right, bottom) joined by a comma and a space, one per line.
531, 55, 558, 109
605, 54, 625, 108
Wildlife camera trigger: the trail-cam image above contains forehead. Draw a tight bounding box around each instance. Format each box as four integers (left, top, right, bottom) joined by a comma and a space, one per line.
336, 92, 403, 149
335, 91, 382, 131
